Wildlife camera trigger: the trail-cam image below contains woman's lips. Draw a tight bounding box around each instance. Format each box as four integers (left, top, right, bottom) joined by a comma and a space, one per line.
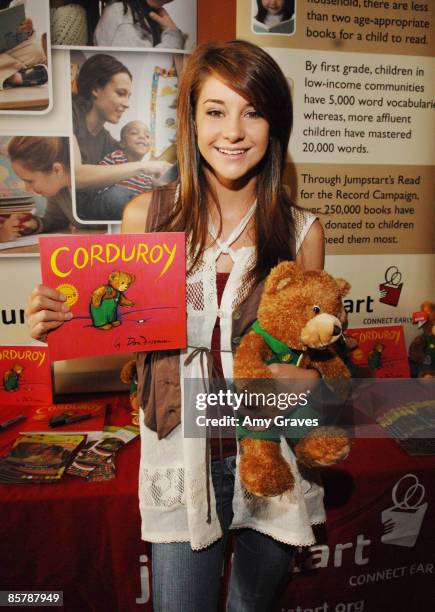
215, 147, 249, 159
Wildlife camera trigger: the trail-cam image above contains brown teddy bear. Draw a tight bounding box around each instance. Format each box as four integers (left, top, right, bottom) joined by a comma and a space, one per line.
90, 271, 135, 330
120, 359, 139, 426
409, 301, 435, 377
234, 261, 352, 497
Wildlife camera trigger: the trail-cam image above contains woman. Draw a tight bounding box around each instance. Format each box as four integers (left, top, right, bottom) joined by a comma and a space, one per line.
5, 136, 81, 237
72, 53, 170, 220
27, 41, 325, 611
94, 0, 186, 49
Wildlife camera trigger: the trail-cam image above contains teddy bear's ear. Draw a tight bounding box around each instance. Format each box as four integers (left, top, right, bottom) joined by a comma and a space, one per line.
109, 271, 120, 282
129, 273, 136, 283
264, 261, 302, 295
336, 278, 351, 297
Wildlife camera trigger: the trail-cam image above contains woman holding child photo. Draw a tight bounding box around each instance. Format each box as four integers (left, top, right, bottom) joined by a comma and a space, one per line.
27, 40, 325, 610
72, 53, 170, 221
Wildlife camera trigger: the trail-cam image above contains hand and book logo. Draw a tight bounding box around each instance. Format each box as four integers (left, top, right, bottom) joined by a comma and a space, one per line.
379, 266, 403, 307
381, 474, 428, 548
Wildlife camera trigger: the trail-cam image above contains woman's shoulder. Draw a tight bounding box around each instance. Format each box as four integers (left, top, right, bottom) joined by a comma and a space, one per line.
290, 204, 315, 246
122, 192, 152, 234
122, 182, 179, 233
100, 2, 128, 19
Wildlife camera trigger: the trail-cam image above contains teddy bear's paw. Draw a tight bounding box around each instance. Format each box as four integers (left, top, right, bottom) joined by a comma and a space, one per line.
295, 426, 351, 467
239, 438, 295, 497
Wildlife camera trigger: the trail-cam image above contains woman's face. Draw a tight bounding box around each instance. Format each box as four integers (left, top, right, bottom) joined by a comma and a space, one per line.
261, 0, 284, 14
92, 73, 132, 124
11, 160, 68, 198
194, 76, 270, 190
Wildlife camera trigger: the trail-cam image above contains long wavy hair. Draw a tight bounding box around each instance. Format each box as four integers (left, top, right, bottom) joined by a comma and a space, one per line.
102, 0, 162, 46
255, 0, 294, 24
169, 40, 295, 282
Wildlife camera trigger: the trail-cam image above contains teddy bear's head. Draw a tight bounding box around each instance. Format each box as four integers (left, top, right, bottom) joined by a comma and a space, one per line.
109, 271, 135, 292
257, 261, 350, 351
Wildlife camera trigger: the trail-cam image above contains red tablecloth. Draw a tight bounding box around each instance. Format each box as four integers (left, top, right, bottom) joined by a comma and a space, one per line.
1, 395, 434, 612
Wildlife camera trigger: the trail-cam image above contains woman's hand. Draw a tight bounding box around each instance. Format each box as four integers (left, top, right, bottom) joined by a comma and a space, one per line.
141, 160, 172, 178
0, 214, 25, 241
149, 8, 178, 30
268, 363, 320, 394
25, 285, 73, 342
19, 216, 39, 235
19, 18, 34, 34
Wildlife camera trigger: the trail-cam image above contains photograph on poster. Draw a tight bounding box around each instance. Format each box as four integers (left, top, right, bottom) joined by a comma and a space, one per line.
251, 0, 295, 36
0, 0, 52, 114
50, 0, 197, 53
0, 135, 106, 256
70, 49, 180, 223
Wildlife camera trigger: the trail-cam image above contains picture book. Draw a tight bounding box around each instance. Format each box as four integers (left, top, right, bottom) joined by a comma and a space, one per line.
39, 233, 186, 361
24, 399, 107, 433
0, 4, 30, 54
0, 346, 52, 408
0, 432, 84, 484
346, 325, 410, 378
252, 17, 294, 35
67, 425, 139, 480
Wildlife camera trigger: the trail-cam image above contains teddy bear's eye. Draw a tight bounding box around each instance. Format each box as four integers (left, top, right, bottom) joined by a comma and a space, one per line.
312, 305, 321, 314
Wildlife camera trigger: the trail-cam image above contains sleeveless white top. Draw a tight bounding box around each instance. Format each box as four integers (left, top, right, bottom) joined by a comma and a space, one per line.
138, 205, 326, 550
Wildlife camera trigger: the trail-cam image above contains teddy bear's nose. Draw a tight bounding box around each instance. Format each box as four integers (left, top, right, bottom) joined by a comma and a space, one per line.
333, 325, 341, 336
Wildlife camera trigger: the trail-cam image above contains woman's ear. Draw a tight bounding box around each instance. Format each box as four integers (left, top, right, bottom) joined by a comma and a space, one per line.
52, 162, 65, 177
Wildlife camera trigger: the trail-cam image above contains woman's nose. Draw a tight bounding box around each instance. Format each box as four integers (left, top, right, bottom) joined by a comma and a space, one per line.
223, 115, 244, 141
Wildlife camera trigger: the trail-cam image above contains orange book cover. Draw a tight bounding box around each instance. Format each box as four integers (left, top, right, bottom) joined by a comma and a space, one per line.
0, 345, 52, 408
39, 233, 186, 361
346, 325, 410, 378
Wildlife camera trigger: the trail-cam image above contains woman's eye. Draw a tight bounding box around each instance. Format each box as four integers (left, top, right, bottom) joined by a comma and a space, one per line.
312, 305, 321, 314
245, 109, 261, 118
206, 109, 223, 117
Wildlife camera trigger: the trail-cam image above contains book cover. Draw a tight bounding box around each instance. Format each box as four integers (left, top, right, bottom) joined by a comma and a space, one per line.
346, 325, 410, 378
67, 425, 139, 480
39, 233, 186, 361
0, 4, 30, 54
24, 399, 107, 433
0, 346, 52, 407
0, 432, 84, 484
252, 17, 294, 34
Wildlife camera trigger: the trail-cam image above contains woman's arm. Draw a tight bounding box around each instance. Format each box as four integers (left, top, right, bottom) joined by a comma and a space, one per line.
269, 219, 325, 381
121, 192, 152, 234
73, 137, 170, 190
296, 219, 325, 271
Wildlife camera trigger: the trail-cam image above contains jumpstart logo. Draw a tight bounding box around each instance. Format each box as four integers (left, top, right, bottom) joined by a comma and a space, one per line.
379, 265, 403, 307
291, 473, 429, 575
381, 473, 428, 547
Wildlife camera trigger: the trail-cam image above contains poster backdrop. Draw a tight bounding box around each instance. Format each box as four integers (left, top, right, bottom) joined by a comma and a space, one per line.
238, 0, 435, 347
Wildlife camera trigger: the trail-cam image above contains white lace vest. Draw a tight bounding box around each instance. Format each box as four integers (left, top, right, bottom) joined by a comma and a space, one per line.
138, 206, 326, 550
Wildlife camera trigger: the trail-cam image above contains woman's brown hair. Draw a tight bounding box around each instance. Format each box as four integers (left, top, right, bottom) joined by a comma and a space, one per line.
8, 137, 70, 173
172, 40, 295, 281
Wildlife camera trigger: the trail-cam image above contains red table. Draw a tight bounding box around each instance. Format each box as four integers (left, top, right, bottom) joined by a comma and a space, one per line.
1, 395, 434, 612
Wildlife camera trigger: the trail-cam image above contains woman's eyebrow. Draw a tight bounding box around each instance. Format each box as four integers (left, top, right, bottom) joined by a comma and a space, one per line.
202, 98, 225, 105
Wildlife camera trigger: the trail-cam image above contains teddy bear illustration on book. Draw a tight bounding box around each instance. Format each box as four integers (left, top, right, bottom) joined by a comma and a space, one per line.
90, 271, 135, 330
